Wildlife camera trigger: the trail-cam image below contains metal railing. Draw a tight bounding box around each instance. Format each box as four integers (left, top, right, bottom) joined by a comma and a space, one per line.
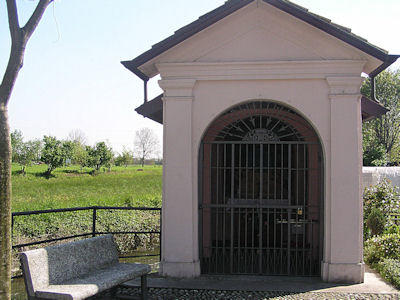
12, 206, 161, 277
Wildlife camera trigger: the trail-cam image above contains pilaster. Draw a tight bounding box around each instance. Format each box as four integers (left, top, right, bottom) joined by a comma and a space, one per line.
159, 79, 200, 277
322, 76, 364, 283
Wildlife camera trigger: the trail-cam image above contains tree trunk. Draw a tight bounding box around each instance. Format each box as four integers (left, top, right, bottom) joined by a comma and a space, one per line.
1, 2, 54, 298
0, 104, 12, 300
0, 33, 24, 300
46, 166, 52, 175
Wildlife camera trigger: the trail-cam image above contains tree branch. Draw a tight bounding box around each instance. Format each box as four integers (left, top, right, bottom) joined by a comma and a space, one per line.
22, 0, 54, 41
1, 0, 53, 107
6, 0, 20, 42
0, 44, 24, 107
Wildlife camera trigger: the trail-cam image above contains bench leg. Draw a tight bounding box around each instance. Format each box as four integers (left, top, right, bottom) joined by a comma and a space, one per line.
110, 286, 118, 298
141, 274, 148, 300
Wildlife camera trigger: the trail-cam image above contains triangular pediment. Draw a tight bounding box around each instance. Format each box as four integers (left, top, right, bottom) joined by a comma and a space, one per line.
137, 1, 382, 76
197, 25, 323, 62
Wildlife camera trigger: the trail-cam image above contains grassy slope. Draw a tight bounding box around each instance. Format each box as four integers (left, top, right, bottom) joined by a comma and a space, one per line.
11, 164, 162, 211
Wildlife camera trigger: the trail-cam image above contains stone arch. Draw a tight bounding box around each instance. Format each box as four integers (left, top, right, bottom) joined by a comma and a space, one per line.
199, 100, 323, 276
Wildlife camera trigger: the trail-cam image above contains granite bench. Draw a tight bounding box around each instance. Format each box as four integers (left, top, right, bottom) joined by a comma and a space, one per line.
20, 234, 151, 300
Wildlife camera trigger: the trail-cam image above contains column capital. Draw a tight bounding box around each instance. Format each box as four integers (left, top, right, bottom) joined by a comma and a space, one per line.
328, 94, 362, 102
159, 79, 196, 98
326, 76, 364, 95
162, 96, 193, 102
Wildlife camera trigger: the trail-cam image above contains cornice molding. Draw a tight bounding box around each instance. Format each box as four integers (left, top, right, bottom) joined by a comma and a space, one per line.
156, 60, 366, 81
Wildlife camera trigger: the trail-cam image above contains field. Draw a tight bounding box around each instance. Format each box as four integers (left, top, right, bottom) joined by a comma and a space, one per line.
11, 163, 163, 273
11, 164, 163, 298
11, 163, 162, 212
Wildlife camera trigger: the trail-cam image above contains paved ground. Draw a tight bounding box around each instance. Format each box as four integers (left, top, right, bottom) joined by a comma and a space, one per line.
115, 287, 400, 299
14, 265, 399, 299
116, 266, 399, 299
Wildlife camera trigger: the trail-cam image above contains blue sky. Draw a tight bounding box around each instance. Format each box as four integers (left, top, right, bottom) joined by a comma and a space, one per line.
1, 0, 399, 153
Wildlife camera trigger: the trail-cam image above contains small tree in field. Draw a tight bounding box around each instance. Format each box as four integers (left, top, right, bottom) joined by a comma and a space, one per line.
114, 148, 133, 167
41, 136, 66, 175
134, 128, 160, 167
16, 140, 42, 175
86, 142, 113, 171
73, 143, 88, 172
62, 140, 75, 166
10, 130, 41, 174
66, 129, 88, 170
10, 129, 23, 163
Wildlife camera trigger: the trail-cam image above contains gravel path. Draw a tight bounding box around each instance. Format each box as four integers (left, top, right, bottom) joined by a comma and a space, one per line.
110, 286, 400, 299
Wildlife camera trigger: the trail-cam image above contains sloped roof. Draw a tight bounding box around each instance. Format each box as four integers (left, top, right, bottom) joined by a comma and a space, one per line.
361, 96, 389, 122
135, 94, 388, 124
135, 94, 163, 124
122, 0, 398, 79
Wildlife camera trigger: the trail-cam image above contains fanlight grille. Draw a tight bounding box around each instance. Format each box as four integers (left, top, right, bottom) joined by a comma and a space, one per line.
211, 102, 305, 142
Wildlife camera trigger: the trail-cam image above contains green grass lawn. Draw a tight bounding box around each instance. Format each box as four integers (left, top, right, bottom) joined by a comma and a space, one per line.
11, 163, 162, 212
11, 163, 163, 295
11, 163, 163, 276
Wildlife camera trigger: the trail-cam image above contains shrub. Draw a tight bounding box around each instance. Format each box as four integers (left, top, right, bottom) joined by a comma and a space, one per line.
366, 208, 385, 236
95, 210, 160, 254
384, 224, 400, 235
364, 233, 400, 265
363, 142, 386, 166
363, 179, 400, 240
377, 259, 400, 289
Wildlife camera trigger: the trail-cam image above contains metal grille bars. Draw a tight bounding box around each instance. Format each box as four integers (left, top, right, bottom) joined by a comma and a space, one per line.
200, 101, 323, 277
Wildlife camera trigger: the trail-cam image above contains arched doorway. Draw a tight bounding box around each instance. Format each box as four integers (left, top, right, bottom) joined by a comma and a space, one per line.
199, 101, 323, 276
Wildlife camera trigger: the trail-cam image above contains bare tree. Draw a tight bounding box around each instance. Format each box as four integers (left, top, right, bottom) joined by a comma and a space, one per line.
134, 128, 160, 167
67, 129, 87, 146
1, 1, 53, 298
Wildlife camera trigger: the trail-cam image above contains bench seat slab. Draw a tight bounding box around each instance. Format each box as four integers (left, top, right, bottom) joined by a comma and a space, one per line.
35, 263, 151, 300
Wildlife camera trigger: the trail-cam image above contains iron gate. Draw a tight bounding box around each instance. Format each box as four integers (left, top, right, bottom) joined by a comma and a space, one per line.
199, 102, 323, 276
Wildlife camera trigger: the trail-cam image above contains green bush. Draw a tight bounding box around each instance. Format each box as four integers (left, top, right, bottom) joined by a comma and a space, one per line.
363, 179, 400, 240
384, 224, 400, 235
363, 142, 386, 166
376, 259, 400, 289
96, 210, 160, 254
366, 208, 385, 236
364, 234, 400, 265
